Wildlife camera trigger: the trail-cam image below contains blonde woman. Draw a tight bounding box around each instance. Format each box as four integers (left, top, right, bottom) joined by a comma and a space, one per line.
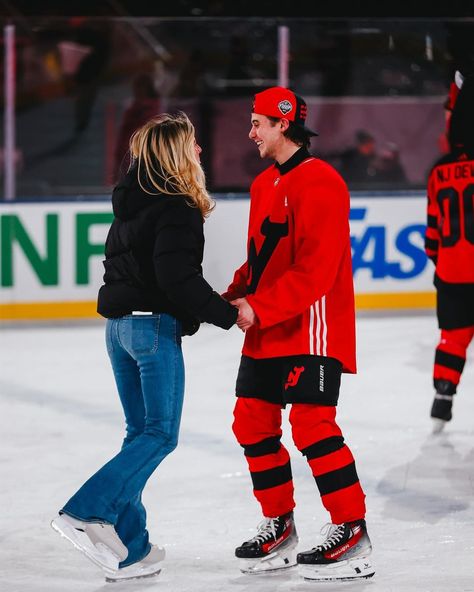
51, 113, 237, 582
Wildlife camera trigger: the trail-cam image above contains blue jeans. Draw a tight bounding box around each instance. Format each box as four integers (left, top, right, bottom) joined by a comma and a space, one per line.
62, 313, 185, 567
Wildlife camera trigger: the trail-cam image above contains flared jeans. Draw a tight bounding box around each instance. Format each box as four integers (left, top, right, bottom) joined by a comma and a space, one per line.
62, 314, 185, 567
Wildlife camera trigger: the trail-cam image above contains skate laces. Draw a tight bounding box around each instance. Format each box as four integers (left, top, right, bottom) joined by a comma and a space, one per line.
316, 523, 346, 551
251, 517, 279, 543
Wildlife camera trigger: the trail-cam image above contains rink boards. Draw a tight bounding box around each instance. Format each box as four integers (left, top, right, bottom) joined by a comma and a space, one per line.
0, 193, 435, 320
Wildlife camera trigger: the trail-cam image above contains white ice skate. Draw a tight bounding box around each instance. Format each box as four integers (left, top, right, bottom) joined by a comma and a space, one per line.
51, 513, 128, 572
235, 512, 298, 574
297, 520, 375, 582
104, 545, 165, 583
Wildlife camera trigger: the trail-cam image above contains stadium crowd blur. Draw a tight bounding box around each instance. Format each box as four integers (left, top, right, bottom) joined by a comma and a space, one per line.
1, 12, 473, 198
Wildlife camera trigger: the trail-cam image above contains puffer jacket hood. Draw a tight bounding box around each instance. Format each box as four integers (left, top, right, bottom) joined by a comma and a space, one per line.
112, 165, 160, 221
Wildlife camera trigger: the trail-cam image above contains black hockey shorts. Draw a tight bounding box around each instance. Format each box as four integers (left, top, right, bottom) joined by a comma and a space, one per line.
437, 289, 474, 330
235, 354, 342, 406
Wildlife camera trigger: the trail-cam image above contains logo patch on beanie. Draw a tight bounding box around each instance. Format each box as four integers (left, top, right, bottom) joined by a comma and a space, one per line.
278, 100, 293, 115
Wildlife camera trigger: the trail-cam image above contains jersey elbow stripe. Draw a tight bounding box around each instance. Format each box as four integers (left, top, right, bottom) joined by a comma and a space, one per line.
425, 226, 438, 239
425, 237, 439, 252
427, 214, 438, 228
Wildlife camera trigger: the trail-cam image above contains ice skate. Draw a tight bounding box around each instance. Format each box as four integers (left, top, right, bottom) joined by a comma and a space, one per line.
51, 513, 128, 572
104, 544, 165, 583
235, 511, 298, 574
297, 519, 374, 581
431, 380, 455, 433
431, 393, 453, 433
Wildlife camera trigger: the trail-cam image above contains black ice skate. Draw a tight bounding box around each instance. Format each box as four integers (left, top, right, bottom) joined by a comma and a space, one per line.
431, 379, 456, 433
235, 511, 298, 574
297, 519, 374, 581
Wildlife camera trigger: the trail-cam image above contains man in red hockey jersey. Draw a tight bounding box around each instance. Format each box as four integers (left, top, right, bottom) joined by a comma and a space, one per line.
223, 86, 374, 581
425, 72, 474, 432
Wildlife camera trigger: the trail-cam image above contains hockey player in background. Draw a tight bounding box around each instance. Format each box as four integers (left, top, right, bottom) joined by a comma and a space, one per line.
224, 87, 374, 582
425, 72, 474, 432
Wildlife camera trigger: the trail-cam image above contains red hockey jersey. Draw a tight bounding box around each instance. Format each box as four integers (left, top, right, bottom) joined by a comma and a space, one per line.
424, 154, 474, 288
224, 149, 356, 373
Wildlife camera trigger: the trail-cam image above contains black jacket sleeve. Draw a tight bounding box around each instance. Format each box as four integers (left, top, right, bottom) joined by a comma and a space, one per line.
153, 203, 237, 330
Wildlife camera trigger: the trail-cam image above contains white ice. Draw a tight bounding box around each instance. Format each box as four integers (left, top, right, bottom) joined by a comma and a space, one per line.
1, 312, 473, 592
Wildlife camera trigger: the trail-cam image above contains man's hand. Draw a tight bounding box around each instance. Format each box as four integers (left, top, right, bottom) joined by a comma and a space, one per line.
231, 298, 256, 332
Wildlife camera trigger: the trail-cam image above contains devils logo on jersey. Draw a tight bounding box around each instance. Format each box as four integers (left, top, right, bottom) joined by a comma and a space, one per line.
284, 366, 305, 390
247, 216, 289, 294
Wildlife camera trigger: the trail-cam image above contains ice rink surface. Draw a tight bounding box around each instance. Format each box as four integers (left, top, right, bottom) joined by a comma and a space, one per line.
1, 312, 473, 592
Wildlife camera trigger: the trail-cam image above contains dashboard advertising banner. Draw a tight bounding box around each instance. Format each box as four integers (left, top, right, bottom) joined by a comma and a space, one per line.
0, 196, 435, 320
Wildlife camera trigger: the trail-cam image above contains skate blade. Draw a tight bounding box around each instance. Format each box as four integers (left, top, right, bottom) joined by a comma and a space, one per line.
51, 518, 118, 573
105, 568, 162, 583
299, 556, 375, 581
240, 559, 296, 575
239, 539, 298, 574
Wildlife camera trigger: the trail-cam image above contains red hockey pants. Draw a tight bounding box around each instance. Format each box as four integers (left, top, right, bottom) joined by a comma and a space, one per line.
434, 326, 474, 387
232, 397, 366, 524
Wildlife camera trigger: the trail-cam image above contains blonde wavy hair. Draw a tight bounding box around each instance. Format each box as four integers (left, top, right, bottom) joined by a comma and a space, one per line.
129, 112, 214, 217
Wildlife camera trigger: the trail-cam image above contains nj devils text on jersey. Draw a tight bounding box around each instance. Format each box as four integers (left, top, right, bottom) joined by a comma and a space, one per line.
425, 154, 474, 288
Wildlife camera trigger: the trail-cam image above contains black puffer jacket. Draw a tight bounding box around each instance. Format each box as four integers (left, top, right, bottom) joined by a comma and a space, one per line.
97, 167, 237, 334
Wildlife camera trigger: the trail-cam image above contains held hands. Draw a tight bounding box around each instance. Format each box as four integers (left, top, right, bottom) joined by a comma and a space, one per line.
231, 298, 256, 332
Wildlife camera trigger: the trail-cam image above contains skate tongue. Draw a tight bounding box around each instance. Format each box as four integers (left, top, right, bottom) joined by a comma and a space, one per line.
313, 523, 346, 553
320, 523, 342, 539
348, 518, 365, 528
